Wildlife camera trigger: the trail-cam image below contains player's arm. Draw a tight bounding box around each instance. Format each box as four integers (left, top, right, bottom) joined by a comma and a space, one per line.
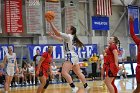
37, 57, 45, 71
49, 22, 61, 37
129, 17, 140, 44
48, 31, 63, 42
113, 49, 119, 67
49, 22, 70, 41
2, 55, 7, 67
49, 65, 53, 75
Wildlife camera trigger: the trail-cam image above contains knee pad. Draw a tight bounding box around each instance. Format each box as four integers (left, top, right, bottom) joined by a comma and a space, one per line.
43, 80, 49, 89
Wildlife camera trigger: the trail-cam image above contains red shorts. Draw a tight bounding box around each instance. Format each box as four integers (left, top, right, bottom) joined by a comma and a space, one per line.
103, 63, 108, 71
105, 63, 119, 77
136, 66, 140, 83
36, 66, 49, 78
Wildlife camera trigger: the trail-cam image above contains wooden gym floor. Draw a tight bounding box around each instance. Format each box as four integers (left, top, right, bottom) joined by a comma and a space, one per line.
0, 78, 136, 93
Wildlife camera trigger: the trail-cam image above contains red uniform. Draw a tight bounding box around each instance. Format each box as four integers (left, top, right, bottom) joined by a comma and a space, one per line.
105, 44, 119, 77
103, 56, 107, 71
37, 52, 52, 78
130, 20, 140, 83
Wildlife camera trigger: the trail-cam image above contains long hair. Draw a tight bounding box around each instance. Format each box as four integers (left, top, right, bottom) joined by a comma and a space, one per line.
71, 26, 84, 48
113, 36, 120, 50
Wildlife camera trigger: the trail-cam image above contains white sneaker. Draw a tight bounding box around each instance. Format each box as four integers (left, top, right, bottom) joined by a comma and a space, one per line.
85, 86, 90, 93
72, 87, 78, 93
15, 82, 18, 86
85, 86, 90, 91
33, 81, 35, 84
5, 91, 8, 93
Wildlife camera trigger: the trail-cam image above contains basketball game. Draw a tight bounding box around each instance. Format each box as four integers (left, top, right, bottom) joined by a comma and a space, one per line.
0, 0, 140, 93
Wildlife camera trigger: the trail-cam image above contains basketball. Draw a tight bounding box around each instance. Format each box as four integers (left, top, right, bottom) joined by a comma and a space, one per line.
45, 11, 55, 21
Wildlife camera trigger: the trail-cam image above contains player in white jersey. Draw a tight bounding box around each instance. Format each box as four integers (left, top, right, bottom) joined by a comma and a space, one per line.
47, 19, 90, 92
3, 46, 19, 93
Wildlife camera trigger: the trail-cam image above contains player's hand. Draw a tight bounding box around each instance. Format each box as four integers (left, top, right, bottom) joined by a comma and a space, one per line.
115, 63, 120, 69
46, 17, 53, 23
16, 68, 19, 73
36, 70, 39, 76
48, 31, 55, 37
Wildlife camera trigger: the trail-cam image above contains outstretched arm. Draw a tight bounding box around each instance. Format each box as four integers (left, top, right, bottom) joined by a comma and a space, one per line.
49, 22, 61, 37
129, 17, 140, 44
48, 32, 63, 42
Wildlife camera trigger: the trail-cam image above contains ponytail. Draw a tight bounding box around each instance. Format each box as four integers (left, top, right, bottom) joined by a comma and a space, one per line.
113, 36, 120, 50
70, 26, 84, 48
118, 40, 120, 50
73, 34, 84, 48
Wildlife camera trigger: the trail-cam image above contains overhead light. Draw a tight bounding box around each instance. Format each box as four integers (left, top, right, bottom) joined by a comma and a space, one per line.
46, 0, 59, 2
70, 1, 74, 6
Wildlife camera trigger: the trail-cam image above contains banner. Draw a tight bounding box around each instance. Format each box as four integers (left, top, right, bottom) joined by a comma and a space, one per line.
0, 0, 2, 33
0, 45, 14, 60
128, 5, 139, 34
5, 0, 23, 33
92, 16, 109, 30
45, 1, 62, 32
25, 0, 43, 34
27, 44, 98, 60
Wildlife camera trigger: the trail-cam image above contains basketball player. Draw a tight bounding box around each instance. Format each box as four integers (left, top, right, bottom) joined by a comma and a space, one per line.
36, 46, 53, 93
104, 36, 120, 93
129, 17, 140, 93
47, 20, 90, 92
3, 46, 19, 93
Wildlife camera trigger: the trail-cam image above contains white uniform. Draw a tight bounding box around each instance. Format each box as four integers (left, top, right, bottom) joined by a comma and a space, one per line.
51, 66, 57, 75
60, 32, 79, 65
100, 54, 104, 68
6, 53, 16, 76
28, 66, 35, 75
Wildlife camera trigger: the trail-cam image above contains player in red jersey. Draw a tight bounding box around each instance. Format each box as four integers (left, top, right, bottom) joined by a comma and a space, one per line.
104, 36, 120, 93
36, 46, 53, 93
129, 17, 140, 93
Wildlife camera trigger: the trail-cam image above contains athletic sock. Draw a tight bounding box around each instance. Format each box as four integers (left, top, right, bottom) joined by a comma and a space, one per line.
70, 83, 75, 88
83, 83, 88, 88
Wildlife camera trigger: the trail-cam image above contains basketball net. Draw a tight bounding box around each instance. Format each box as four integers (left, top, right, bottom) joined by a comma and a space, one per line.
29, 0, 40, 6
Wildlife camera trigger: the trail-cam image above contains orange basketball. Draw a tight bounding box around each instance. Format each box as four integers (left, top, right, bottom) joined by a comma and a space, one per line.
45, 11, 55, 21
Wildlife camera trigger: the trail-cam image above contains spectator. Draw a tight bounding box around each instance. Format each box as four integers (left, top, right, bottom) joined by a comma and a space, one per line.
28, 63, 35, 84
22, 63, 28, 85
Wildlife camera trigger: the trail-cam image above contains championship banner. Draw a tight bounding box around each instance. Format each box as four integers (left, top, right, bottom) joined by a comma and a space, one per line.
25, 0, 43, 34
128, 5, 139, 34
0, 45, 14, 60
92, 16, 109, 31
5, 0, 23, 33
45, 1, 62, 32
27, 44, 98, 60
0, 0, 2, 33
